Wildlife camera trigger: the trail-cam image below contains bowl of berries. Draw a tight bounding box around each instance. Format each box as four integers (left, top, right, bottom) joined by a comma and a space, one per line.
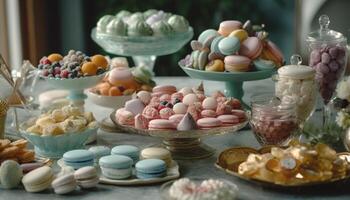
37, 50, 110, 106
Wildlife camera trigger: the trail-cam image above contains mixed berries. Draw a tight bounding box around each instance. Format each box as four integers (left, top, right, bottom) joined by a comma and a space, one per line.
37, 50, 108, 79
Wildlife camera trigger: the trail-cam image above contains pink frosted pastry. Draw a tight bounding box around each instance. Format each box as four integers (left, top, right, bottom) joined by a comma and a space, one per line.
116, 109, 134, 125
173, 103, 188, 114
202, 97, 218, 110
239, 37, 263, 59
169, 114, 185, 125
149, 96, 160, 108
218, 20, 242, 36
171, 92, 184, 103
137, 91, 152, 105
216, 104, 232, 115
183, 94, 199, 106
108, 67, 134, 86
217, 115, 239, 126
212, 91, 225, 99
142, 105, 160, 120
148, 119, 176, 130
201, 110, 217, 118
196, 93, 206, 102
135, 114, 149, 129
178, 87, 193, 96
152, 85, 177, 95
125, 99, 145, 115
159, 107, 175, 119
197, 118, 222, 129
177, 113, 197, 131
160, 94, 171, 102
187, 105, 200, 121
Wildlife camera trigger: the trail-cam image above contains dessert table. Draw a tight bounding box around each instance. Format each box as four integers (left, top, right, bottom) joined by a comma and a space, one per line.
2, 77, 350, 200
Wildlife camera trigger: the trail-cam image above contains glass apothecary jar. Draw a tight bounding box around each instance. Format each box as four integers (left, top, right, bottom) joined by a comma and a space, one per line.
274, 55, 317, 124
250, 94, 299, 146
307, 15, 347, 105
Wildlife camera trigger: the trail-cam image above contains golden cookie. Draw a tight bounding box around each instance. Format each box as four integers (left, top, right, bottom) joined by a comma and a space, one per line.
18, 150, 35, 163
10, 139, 28, 149
27, 124, 42, 134
0, 139, 11, 151
0, 146, 20, 158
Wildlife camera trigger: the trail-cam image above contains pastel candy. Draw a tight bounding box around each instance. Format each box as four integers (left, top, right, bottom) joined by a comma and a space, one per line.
210, 36, 224, 54
218, 20, 242, 36
321, 52, 331, 64
218, 36, 240, 55
239, 37, 263, 59
0, 160, 23, 189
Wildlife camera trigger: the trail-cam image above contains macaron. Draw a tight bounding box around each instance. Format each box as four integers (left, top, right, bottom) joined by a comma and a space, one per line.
261, 40, 284, 67
108, 67, 135, 87
22, 166, 54, 192
135, 159, 167, 179
182, 93, 199, 106
99, 155, 133, 180
191, 50, 209, 70
217, 114, 239, 126
148, 119, 176, 130
201, 109, 217, 118
253, 58, 276, 71
125, 99, 145, 115
74, 166, 99, 188
21, 162, 46, 174
239, 37, 263, 59
141, 147, 172, 167
224, 55, 251, 72
116, 108, 135, 125
229, 29, 248, 42
0, 160, 23, 189
63, 149, 94, 169
169, 114, 185, 125
218, 36, 240, 55
205, 59, 225, 72
51, 173, 77, 194
198, 29, 220, 47
218, 20, 242, 36
202, 97, 218, 110
177, 112, 197, 131
210, 36, 225, 54
231, 109, 247, 122
111, 145, 140, 164
152, 85, 177, 95
88, 146, 111, 162
197, 117, 222, 129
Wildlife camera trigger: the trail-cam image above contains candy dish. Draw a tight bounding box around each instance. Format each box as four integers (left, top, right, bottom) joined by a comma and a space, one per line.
215, 145, 350, 188
87, 90, 132, 109
58, 158, 180, 186
91, 27, 193, 73
110, 111, 248, 159
20, 121, 96, 159
160, 178, 238, 200
179, 65, 274, 108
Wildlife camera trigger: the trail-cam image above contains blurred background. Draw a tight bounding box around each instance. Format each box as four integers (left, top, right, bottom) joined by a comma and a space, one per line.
0, 0, 349, 76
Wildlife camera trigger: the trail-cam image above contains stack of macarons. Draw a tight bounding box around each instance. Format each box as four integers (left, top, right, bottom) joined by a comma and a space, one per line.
115, 84, 247, 131
179, 19, 284, 72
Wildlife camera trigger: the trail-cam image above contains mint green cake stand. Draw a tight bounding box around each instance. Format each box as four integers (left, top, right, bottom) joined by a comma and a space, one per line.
91, 27, 193, 73
180, 67, 275, 108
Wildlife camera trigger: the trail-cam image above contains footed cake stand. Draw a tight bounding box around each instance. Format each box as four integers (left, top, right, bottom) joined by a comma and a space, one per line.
41, 73, 106, 109
180, 66, 275, 108
91, 27, 193, 73
110, 111, 248, 160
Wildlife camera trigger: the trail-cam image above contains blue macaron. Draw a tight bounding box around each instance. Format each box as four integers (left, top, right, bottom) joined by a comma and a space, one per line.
88, 146, 111, 161
135, 159, 167, 179
111, 145, 140, 164
218, 36, 240, 55
253, 58, 276, 71
210, 36, 224, 54
63, 149, 94, 169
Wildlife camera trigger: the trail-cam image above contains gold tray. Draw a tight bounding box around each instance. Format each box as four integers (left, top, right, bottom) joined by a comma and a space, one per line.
110, 111, 249, 160
215, 146, 350, 188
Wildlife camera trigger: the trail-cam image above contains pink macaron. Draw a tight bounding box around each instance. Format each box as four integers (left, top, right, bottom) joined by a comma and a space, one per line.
197, 118, 222, 129
239, 37, 263, 59
218, 20, 242, 37
152, 85, 177, 95
224, 55, 251, 72
201, 110, 217, 118
148, 119, 176, 130
217, 115, 239, 126
231, 109, 246, 121
108, 68, 133, 86
116, 108, 134, 125
169, 114, 185, 126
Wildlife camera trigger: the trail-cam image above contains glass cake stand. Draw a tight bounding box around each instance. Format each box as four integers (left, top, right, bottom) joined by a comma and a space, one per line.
110, 111, 249, 160
180, 66, 275, 109
91, 27, 193, 73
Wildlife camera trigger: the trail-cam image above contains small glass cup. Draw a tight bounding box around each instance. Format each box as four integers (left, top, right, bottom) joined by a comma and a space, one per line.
250, 94, 299, 146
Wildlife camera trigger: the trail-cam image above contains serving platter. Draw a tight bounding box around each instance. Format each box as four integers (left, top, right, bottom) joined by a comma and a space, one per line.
110, 111, 249, 160
215, 146, 350, 188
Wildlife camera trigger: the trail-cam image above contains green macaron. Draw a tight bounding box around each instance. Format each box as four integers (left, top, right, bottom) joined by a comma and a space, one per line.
0, 160, 23, 189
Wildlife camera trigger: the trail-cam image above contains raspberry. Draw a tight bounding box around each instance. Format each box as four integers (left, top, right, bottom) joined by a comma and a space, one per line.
60, 70, 69, 78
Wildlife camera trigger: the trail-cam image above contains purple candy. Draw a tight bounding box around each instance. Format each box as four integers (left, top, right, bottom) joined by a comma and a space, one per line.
310, 50, 321, 63
316, 63, 329, 74
329, 47, 338, 59
337, 47, 346, 60
329, 60, 339, 72
321, 52, 331, 64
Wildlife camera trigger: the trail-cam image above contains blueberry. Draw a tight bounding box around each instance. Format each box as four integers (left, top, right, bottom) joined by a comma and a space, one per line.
52, 62, 60, 68
166, 102, 173, 108
71, 70, 78, 77
173, 98, 181, 104
160, 101, 168, 106
38, 64, 43, 69
84, 56, 91, 61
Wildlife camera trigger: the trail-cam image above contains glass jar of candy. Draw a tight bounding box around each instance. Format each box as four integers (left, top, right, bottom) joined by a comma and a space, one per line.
250, 94, 299, 146
307, 15, 347, 105
274, 55, 317, 124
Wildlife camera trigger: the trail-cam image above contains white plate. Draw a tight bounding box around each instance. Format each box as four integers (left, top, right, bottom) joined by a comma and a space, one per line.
57, 159, 180, 186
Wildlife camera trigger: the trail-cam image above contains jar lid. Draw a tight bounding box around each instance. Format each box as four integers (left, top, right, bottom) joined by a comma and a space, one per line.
307, 15, 346, 43
278, 55, 315, 79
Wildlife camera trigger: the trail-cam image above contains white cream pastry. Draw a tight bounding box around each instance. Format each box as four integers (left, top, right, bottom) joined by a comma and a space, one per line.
151, 21, 174, 36
97, 15, 115, 33
106, 18, 127, 36
167, 15, 189, 32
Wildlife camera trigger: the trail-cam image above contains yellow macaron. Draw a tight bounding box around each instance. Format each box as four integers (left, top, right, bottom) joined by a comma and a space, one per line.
229, 29, 248, 42
205, 59, 225, 72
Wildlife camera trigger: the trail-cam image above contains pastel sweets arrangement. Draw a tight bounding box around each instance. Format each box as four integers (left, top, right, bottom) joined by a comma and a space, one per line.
96, 9, 190, 37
